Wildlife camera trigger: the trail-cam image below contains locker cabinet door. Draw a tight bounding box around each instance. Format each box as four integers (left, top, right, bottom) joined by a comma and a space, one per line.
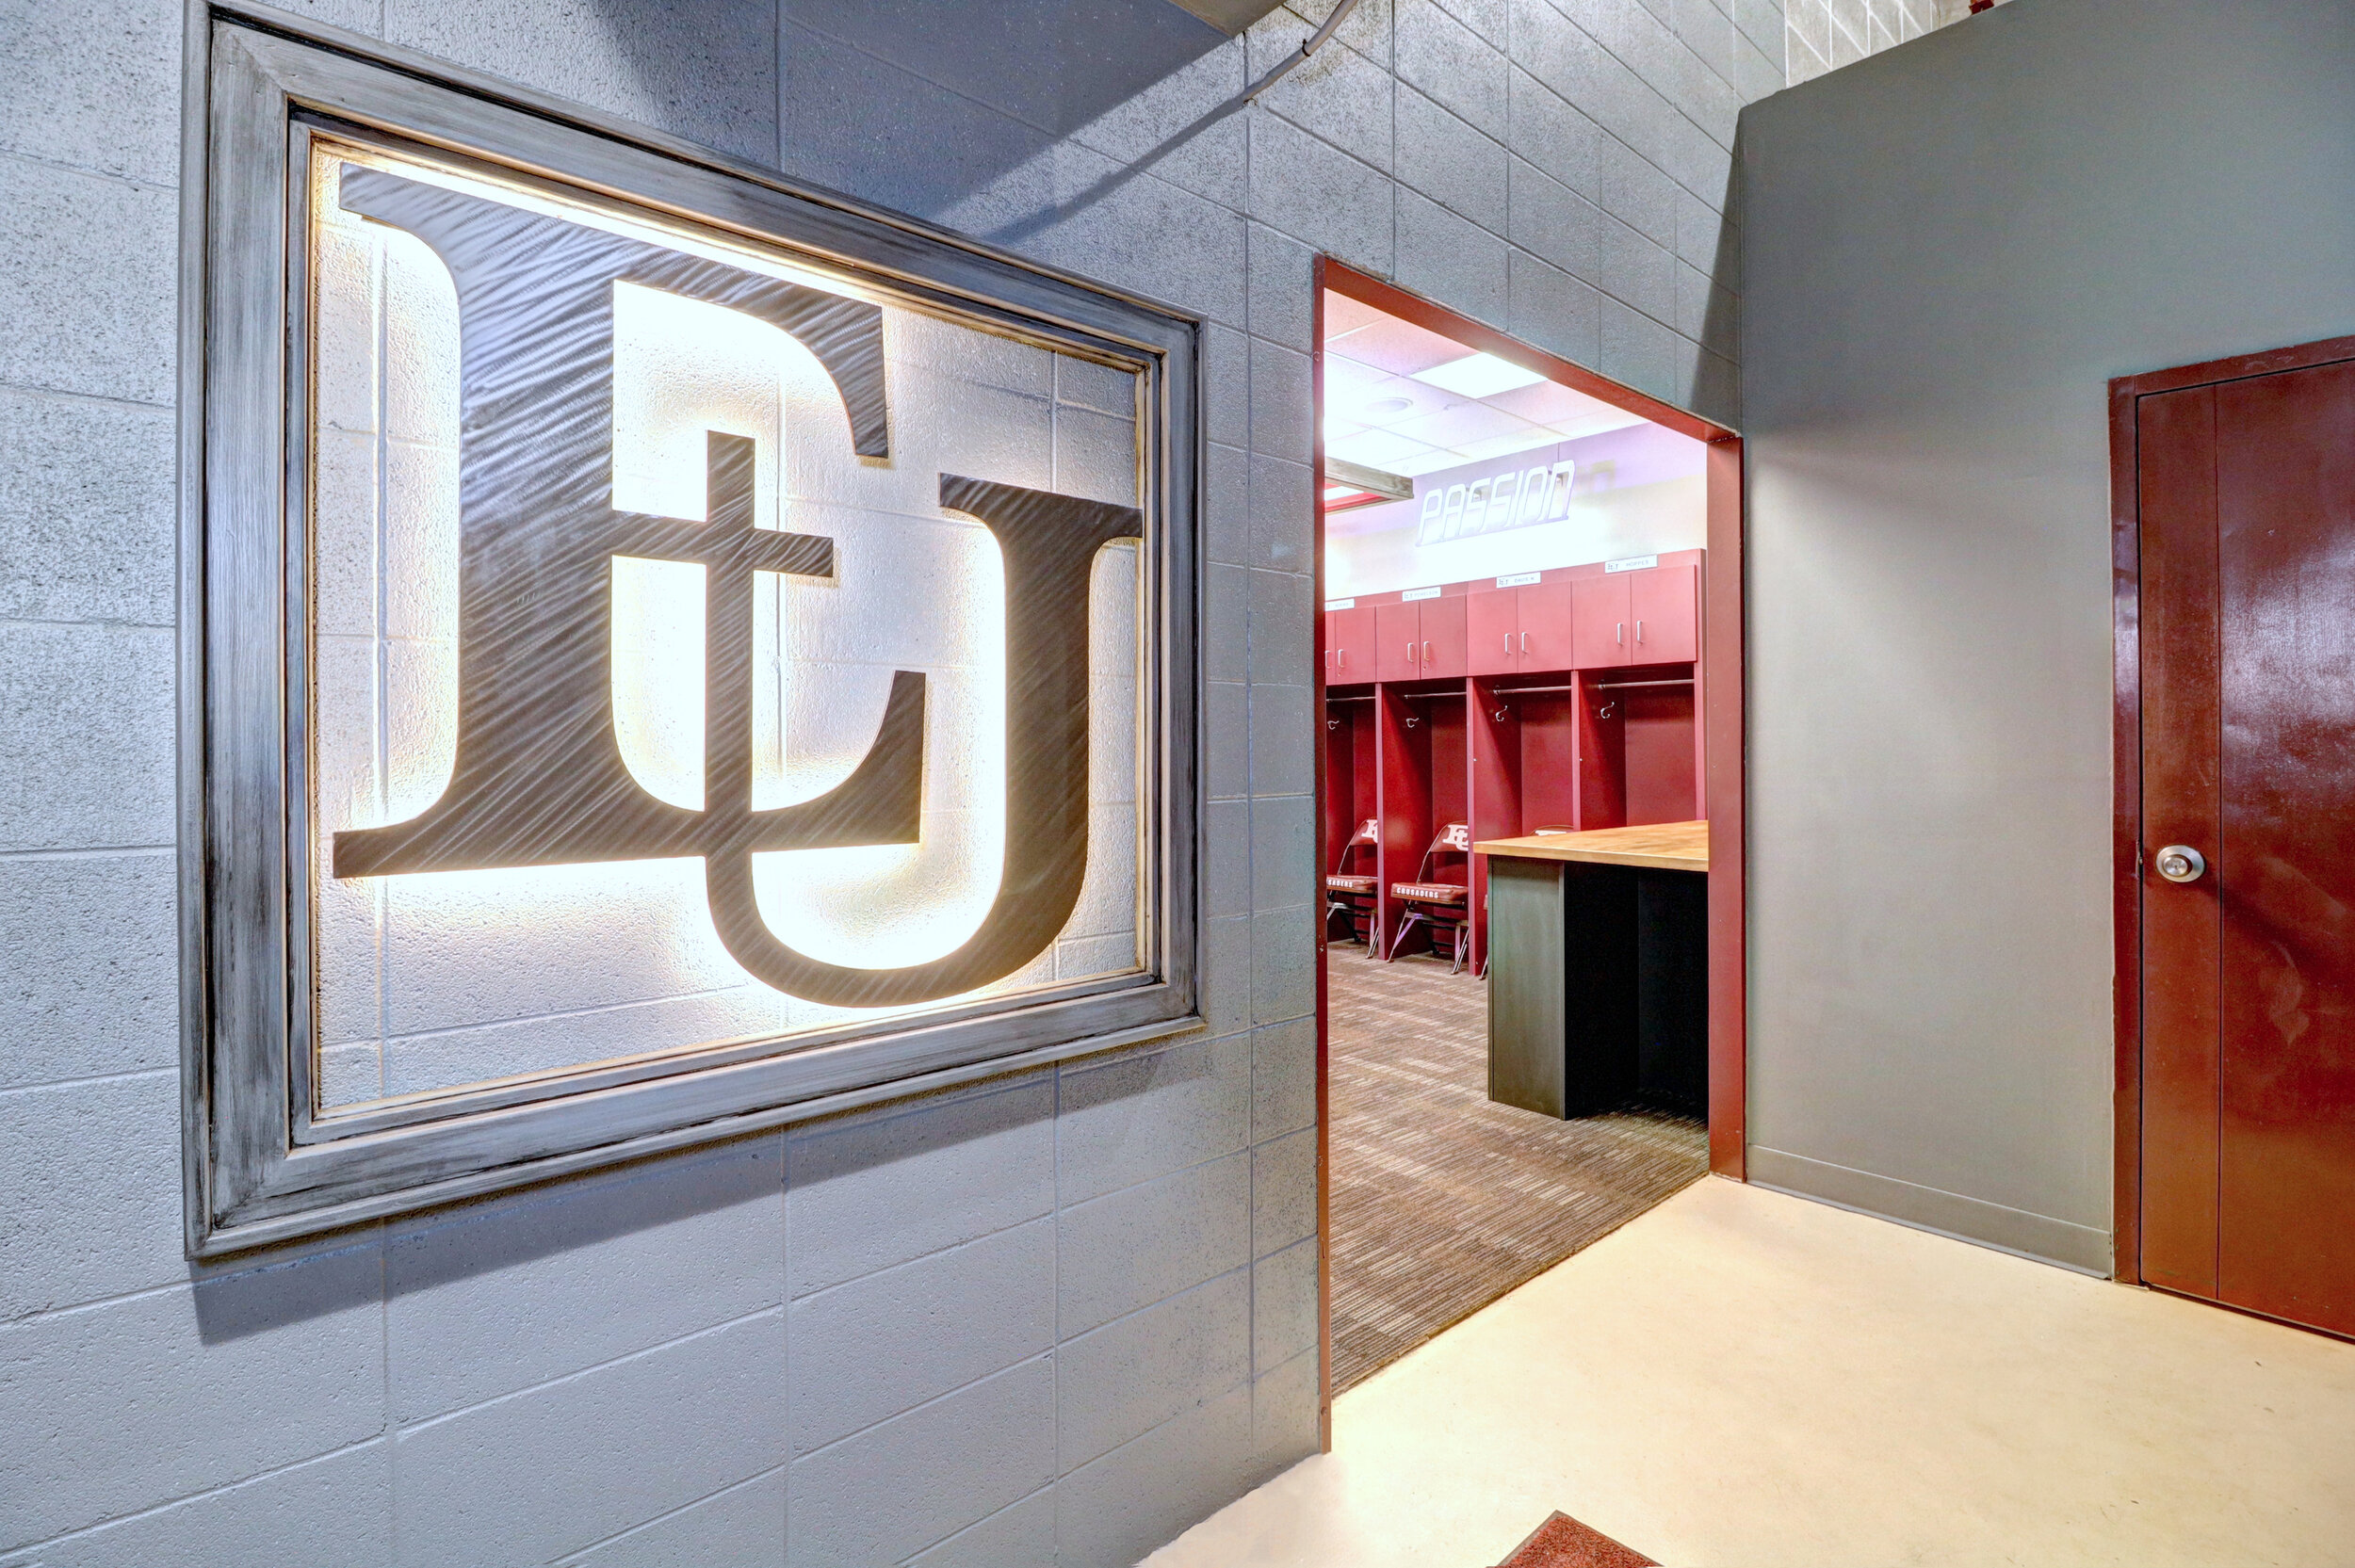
1468, 588, 1521, 675
1417, 593, 1468, 678
1375, 600, 1424, 682
1326, 605, 1376, 681
1569, 574, 1632, 668
1516, 579, 1576, 672
1629, 563, 1698, 664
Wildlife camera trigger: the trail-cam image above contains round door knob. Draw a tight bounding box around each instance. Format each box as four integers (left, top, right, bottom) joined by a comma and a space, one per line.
2155, 845, 2206, 884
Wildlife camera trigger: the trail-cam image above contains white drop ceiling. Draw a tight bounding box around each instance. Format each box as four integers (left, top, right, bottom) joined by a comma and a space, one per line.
1321, 291, 1648, 478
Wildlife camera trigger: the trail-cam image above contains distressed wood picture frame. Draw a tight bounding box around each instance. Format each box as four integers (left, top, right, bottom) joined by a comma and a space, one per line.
182, 8, 1202, 1256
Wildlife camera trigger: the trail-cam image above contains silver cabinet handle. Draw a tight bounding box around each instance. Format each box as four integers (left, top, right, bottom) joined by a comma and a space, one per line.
2156, 845, 2206, 883
1338, 648, 1344, 669
1616, 622, 1624, 645
1637, 619, 1645, 643
1504, 635, 1513, 655
1406, 641, 1417, 663
1519, 631, 1528, 653
1422, 640, 1432, 663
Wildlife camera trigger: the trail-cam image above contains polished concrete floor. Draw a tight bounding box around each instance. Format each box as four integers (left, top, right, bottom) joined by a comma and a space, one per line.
1148, 1178, 2355, 1568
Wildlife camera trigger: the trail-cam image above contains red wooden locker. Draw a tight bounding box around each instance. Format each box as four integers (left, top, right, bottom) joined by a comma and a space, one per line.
1468, 588, 1519, 675
1466, 677, 1523, 974
1630, 563, 1698, 664
1572, 668, 1628, 827
1372, 684, 1429, 954
1418, 594, 1468, 678
1326, 604, 1375, 681
1374, 601, 1422, 682
1517, 578, 1577, 671
1569, 574, 1632, 668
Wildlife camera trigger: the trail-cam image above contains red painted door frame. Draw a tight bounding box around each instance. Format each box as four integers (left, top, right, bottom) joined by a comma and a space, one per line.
1310, 258, 1747, 1445
2110, 331, 2355, 1313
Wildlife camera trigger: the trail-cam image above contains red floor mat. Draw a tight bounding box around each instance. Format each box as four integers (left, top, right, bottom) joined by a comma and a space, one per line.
1495, 1511, 1656, 1568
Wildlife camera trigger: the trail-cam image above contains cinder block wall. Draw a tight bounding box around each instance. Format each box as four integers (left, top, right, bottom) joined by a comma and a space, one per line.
2, 1, 1801, 1562
1783, 0, 1945, 85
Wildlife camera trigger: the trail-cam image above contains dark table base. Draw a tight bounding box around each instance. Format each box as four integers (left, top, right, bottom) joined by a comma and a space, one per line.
1486, 855, 1708, 1119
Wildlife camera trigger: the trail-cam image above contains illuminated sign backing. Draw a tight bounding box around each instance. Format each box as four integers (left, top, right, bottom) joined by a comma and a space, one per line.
1413, 457, 1576, 545
186, 23, 1200, 1253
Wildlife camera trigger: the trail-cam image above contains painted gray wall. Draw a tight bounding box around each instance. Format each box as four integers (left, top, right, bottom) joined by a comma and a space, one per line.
1739, 0, 2355, 1273
0, 0, 1781, 1562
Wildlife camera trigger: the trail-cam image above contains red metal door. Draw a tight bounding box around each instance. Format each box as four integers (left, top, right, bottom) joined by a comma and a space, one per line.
1517, 579, 1576, 672
1569, 574, 1631, 669
1468, 588, 1520, 675
1418, 593, 1468, 679
1629, 563, 1698, 664
1374, 601, 1422, 682
2139, 354, 2355, 1338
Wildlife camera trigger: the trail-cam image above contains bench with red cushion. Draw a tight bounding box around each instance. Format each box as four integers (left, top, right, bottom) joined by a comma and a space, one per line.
1390, 881, 1467, 903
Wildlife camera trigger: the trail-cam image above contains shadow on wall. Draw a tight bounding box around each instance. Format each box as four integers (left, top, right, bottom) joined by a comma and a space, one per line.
392, 0, 788, 167
780, 0, 1234, 143
184, 1043, 1217, 1343
400, 0, 1246, 209
187, 1134, 802, 1346
1697, 125, 1745, 422
770, 0, 1261, 243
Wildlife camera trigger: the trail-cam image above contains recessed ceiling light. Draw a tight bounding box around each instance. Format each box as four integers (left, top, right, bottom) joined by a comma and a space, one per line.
1410, 352, 1548, 399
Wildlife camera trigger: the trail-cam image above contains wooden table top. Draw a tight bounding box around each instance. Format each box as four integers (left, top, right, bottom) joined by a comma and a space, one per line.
1474, 820, 1709, 872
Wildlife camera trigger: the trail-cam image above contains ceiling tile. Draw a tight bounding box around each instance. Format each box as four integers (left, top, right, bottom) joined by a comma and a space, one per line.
1454, 429, 1571, 464
1389, 399, 1536, 449
1322, 290, 1392, 340
1324, 313, 1470, 378
1326, 428, 1438, 470
1324, 368, 1442, 430
1485, 379, 1627, 428
1389, 447, 1474, 478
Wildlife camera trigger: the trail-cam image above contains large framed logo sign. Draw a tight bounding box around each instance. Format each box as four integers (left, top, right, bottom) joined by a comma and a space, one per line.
185, 17, 1200, 1254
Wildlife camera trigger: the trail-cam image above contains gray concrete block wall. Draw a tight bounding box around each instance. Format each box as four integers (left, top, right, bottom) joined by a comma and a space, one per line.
0, 0, 1777, 1561
1783, 0, 1956, 84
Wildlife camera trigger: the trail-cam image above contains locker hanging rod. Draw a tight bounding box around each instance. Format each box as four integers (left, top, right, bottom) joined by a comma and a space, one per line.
1483, 677, 1691, 698
1325, 693, 1375, 703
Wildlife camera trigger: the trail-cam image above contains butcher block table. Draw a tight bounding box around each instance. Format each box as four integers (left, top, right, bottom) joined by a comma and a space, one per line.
1475, 821, 1709, 1119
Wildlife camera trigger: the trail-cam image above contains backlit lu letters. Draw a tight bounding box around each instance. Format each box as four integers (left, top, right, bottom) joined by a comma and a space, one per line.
327, 164, 1141, 1009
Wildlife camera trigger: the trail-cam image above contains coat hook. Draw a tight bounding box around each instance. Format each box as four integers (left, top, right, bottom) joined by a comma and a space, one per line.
1492, 706, 1511, 723
1404, 714, 1421, 728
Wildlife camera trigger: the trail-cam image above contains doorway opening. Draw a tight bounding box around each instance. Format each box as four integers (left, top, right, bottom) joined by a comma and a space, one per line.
1311, 262, 1746, 1422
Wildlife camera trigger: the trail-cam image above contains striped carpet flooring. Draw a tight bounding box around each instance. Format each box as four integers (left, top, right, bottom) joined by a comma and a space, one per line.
1328, 951, 1707, 1394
